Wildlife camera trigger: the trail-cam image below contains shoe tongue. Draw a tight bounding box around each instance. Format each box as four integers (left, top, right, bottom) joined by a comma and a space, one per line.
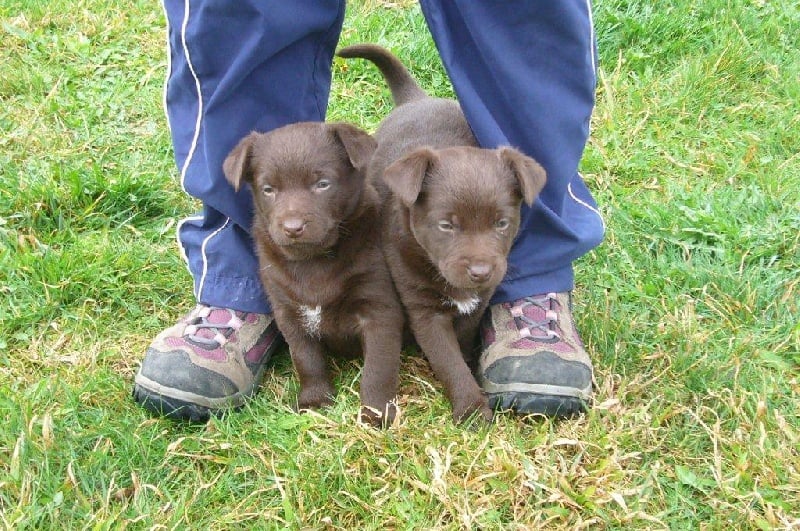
513, 297, 556, 338
205, 308, 233, 327
520, 297, 550, 321
188, 308, 234, 342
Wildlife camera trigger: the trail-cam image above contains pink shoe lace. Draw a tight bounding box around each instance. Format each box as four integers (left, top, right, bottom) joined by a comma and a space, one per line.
509, 293, 561, 342
182, 306, 245, 348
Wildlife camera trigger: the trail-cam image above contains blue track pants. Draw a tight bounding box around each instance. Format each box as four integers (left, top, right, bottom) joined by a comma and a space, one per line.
162, 0, 604, 313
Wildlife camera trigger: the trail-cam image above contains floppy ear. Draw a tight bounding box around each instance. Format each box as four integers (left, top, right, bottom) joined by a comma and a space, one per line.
223, 132, 260, 191
382, 148, 437, 207
498, 147, 547, 206
330, 122, 377, 171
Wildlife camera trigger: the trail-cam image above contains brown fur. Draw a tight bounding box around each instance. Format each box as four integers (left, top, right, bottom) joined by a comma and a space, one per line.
338, 44, 547, 423
223, 121, 404, 428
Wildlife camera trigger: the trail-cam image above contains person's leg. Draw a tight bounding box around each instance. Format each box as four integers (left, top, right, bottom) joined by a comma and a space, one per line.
134, 0, 346, 421
420, 0, 605, 417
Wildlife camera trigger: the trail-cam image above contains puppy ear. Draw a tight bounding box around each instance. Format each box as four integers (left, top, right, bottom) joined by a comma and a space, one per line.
330, 122, 377, 171
498, 147, 547, 206
382, 148, 437, 207
223, 132, 260, 191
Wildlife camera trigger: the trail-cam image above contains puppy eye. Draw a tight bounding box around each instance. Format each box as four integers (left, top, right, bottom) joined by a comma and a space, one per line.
315, 180, 331, 191
262, 184, 275, 195
438, 220, 454, 232
495, 218, 510, 230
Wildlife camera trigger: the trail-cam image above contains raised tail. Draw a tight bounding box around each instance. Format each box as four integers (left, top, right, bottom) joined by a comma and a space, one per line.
337, 43, 427, 106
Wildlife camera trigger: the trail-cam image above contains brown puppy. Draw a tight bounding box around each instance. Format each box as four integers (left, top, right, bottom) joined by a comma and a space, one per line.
338, 44, 546, 423
223, 121, 404, 428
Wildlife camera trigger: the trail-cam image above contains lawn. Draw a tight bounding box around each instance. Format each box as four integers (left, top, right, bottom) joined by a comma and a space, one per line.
1, 0, 798, 528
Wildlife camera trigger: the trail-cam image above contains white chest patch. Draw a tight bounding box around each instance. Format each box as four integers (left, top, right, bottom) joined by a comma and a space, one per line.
299, 305, 323, 336
445, 295, 482, 315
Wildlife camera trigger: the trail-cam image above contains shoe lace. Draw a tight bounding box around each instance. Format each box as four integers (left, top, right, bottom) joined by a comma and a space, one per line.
183, 305, 244, 348
510, 293, 561, 341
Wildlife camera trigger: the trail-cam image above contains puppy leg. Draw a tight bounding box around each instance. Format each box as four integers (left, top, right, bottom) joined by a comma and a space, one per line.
274, 308, 335, 410
291, 340, 335, 410
410, 312, 493, 424
358, 312, 404, 428
455, 312, 483, 370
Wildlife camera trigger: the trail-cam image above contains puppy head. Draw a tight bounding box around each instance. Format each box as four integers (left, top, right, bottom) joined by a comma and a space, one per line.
383, 145, 546, 290
224, 122, 377, 260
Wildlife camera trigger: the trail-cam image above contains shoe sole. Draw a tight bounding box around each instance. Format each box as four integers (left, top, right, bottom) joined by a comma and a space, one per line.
132, 385, 218, 422
132, 373, 260, 422
488, 391, 587, 419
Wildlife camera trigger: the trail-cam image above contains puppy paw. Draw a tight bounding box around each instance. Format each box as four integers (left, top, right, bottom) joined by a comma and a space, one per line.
358, 401, 399, 429
297, 383, 335, 411
452, 396, 494, 427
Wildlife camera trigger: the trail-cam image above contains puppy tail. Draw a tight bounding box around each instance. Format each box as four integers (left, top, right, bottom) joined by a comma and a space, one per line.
337, 43, 427, 107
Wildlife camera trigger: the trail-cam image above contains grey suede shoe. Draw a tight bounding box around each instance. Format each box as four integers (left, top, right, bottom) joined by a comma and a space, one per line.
477, 292, 593, 418
133, 305, 282, 422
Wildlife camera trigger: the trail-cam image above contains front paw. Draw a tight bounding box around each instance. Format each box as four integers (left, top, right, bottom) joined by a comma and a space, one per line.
297, 382, 335, 411
452, 395, 494, 426
358, 401, 398, 429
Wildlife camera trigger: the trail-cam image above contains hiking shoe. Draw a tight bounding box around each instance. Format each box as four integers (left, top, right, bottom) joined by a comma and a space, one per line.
133, 304, 282, 422
478, 292, 593, 418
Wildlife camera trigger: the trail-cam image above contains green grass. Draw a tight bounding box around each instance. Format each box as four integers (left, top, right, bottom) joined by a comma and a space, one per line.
1, 0, 798, 528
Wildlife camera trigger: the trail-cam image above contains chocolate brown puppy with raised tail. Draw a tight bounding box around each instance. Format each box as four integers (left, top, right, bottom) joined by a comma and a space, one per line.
223, 121, 404, 428
337, 44, 547, 424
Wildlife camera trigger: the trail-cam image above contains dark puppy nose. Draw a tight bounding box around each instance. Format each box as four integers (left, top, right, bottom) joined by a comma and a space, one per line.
282, 218, 306, 238
467, 263, 493, 283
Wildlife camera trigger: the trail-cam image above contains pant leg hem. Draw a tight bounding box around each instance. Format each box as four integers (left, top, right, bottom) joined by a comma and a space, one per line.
491, 266, 575, 305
